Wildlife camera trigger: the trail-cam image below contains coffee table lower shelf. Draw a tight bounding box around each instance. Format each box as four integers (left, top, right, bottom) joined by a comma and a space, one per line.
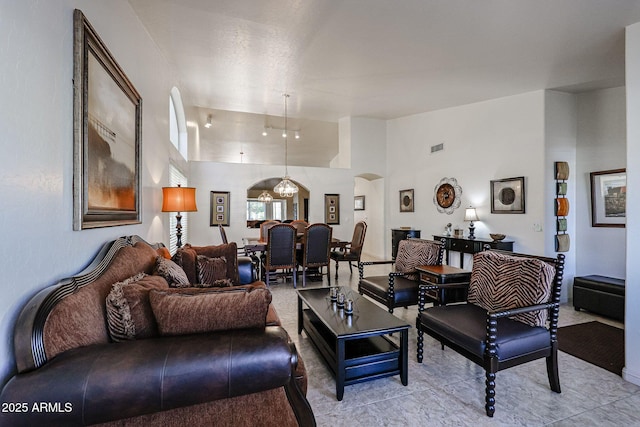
301, 308, 407, 400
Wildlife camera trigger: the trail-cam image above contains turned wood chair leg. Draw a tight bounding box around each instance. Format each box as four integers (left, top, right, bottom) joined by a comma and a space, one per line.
485, 371, 496, 417
417, 329, 424, 363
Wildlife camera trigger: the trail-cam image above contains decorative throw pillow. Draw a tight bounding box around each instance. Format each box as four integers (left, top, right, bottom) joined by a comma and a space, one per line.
196, 255, 231, 287
180, 243, 240, 285
395, 239, 441, 281
153, 255, 190, 288
156, 246, 172, 260
105, 273, 169, 342
149, 287, 272, 336
467, 251, 556, 327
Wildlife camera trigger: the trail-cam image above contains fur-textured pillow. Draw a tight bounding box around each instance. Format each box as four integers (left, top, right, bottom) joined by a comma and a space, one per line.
149, 287, 272, 336
105, 273, 169, 342
153, 256, 190, 288
196, 255, 231, 287
395, 239, 441, 281
467, 251, 556, 327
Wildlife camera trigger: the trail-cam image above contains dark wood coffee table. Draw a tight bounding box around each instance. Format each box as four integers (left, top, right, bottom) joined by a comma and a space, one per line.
297, 286, 409, 400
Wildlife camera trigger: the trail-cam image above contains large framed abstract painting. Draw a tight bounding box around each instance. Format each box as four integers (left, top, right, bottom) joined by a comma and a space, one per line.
73, 9, 142, 230
590, 168, 626, 228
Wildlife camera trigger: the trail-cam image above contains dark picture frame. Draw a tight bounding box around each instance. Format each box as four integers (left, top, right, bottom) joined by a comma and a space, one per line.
73, 10, 142, 230
325, 194, 340, 224
399, 189, 414, 212
354, 195, 365, 211
590, 169, 626, 228
490, 177, 525, 214
210, 191, 230, 226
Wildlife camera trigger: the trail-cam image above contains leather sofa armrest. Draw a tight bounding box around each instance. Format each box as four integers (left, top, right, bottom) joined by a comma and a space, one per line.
238, 255, 257, 284
0, 327, 306, 426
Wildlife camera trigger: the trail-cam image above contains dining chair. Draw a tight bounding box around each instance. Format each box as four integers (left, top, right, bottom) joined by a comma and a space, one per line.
291, 219, 309, 235
330, 221, 367, 279
264, 223, 297, 287
297, 223, 332, 287
416, 249, 565, 417
260, 220, 280, 242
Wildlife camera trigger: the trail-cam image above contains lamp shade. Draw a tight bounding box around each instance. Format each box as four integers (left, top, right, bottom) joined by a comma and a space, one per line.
464, 207, 479, 222
162, 186, 197, 212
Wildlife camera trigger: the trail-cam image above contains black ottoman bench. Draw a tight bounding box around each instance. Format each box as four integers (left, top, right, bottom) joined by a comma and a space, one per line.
573, 275, 625, 322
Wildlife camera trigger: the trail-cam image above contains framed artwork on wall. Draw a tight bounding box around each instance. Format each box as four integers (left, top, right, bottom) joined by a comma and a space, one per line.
325, 194, 340, 224
73, 9, 142, 230
590, 168, 626, 228
354, 195, 365, 211
210, 191, 230, 226
399, 189, 414, 212
490, 176, 525, 214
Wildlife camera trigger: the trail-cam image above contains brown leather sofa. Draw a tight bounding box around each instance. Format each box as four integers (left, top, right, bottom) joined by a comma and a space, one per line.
0, 236, 314, 426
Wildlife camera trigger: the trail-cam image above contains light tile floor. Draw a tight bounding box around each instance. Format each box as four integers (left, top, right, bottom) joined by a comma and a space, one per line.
269, 262, 640, 427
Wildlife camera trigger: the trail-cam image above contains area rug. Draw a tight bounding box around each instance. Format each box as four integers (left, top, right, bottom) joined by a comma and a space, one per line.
557, 321, 624, 376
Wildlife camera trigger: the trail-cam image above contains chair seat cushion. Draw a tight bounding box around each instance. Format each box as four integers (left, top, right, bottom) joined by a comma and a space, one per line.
359, 275, 419, 306
418, 304, 551, 361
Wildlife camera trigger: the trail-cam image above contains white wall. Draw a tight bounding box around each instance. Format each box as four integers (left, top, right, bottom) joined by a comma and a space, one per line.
188, 162, 354, 247
354, 177, 385, 258
0, 2, 179, 383
624, 21, 640, 386
386, 91, 547, 267
544, 90, 577, 301
350, 117, 387, 258
576, 87, 627, 279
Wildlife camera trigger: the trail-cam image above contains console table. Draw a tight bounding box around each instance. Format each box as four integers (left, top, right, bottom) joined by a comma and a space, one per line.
433, 235, 513, 268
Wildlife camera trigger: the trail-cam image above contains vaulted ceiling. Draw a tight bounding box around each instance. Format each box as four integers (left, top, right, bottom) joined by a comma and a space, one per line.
128, 0, 640, 165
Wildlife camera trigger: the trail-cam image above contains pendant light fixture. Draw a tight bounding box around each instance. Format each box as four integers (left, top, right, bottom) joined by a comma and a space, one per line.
258, 190, 273, 203
273, 93, 299, 197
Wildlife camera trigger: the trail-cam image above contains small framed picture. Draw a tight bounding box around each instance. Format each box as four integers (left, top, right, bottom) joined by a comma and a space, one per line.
354, 195, 365, 211
210, 191, 230, 226
590, 169, 626, 227
490, 177, 525, 214
324, 194, 340, 224
399, 189, 414, 212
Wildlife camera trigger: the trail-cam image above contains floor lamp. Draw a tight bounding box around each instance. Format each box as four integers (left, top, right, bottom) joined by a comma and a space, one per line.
162, 185, 197, 248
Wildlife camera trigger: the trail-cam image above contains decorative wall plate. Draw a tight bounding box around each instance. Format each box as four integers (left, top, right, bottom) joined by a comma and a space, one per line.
433, 177, 462, 214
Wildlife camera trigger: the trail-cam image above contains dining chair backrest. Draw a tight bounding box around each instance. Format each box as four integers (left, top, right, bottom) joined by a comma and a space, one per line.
291, 219, 309, 235
218, 224, 228, 244
349, 221, 367, 256
266, 223, 297, 268
302, 223, 332, 267
260, 220, 280, 242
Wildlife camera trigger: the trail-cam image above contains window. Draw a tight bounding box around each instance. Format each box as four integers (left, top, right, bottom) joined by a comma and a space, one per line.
168, 164, 189, 254
246, 199, 287, 221
169, 87, 188, 159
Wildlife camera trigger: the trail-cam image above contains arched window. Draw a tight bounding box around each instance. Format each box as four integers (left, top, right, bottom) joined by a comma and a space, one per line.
169, 87, 188, 159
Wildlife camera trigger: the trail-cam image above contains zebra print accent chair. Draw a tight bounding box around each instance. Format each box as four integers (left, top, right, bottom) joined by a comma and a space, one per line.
416, 249, 565, 417
358, 238, 444, 313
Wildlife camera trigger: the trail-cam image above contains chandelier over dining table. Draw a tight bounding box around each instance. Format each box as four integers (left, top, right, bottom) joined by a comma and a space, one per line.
273, 93, 299, 198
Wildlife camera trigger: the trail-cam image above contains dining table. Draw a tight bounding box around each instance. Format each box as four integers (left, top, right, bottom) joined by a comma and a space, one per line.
242, 236, 348, 254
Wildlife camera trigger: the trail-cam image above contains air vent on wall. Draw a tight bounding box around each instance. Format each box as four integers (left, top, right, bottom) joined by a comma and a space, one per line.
431, 143, 444, 153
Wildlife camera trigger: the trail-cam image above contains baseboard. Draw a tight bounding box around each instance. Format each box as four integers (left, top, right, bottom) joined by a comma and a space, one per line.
622, 366, 640, 386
